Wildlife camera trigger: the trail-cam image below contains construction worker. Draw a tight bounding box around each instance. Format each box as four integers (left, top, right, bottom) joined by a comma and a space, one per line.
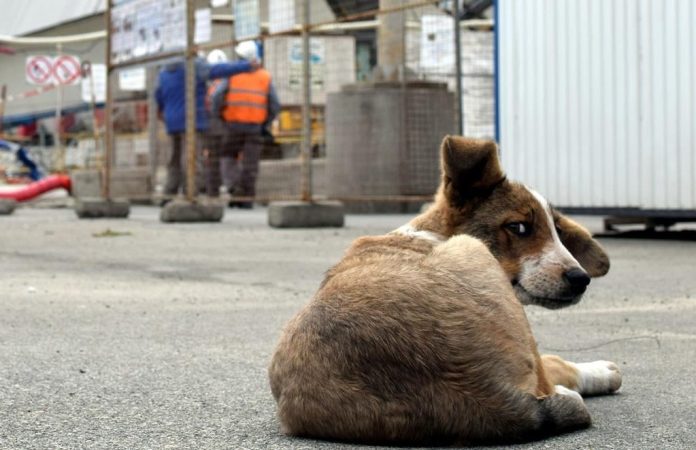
203, 49, 230, 197
212, 40, 280, 209
155, 54, 256, 204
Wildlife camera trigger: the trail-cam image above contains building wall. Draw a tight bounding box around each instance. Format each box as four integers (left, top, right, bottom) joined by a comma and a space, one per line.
498, 0, 696, 211
1, 15, 105, 118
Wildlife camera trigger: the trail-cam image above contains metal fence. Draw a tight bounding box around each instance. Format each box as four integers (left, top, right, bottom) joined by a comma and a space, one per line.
1, 0, 495, 211
214, 0, 496, 211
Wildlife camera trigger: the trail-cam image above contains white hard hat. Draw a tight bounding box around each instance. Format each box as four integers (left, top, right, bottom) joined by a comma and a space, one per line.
235, 40, 259, 63
207, 49, 228, 64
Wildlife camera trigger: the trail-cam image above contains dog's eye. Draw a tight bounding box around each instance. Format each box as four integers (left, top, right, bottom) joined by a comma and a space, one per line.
505, 222, 532, 237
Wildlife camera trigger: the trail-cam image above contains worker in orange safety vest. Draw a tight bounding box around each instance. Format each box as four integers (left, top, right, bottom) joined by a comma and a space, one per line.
211, 40, 280, 208
204, 49, 231, 198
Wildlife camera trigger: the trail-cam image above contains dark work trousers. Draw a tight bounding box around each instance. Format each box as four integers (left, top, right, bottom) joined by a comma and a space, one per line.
223, 126, 262, 198
220, 154, 241, 193
164, 132, 205, 196
204, 133, 224, 197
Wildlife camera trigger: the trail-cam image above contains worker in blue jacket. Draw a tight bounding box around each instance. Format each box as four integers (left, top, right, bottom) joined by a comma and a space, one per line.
155, 57, 256, 201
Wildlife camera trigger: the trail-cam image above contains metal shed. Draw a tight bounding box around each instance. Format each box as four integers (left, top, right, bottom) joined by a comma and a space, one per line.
496, 0, 696, 222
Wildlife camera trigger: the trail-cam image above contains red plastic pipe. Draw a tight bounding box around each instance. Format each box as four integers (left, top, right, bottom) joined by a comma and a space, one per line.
0, 174, 72, 202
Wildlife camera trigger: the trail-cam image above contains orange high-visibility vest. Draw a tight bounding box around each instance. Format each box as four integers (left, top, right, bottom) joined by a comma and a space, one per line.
222, 69, 271, 124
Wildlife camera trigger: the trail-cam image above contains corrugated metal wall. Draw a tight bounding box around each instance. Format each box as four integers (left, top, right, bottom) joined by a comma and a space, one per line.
497, 0, 696, 211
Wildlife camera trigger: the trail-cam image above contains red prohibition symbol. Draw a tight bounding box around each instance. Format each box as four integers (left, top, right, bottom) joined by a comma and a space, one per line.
26, 55, 53, 84
52, 55, 82, 85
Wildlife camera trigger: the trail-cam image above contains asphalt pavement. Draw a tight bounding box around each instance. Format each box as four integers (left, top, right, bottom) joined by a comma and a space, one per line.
1, 206, 695, 449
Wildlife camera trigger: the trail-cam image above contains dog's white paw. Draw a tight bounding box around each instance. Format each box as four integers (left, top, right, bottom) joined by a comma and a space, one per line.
574, 360, 622, 395
555, 384, 584, 402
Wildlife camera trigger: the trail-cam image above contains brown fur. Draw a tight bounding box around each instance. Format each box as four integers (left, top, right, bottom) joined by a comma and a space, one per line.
542, 355, 580, 391
269, 136, 613, 444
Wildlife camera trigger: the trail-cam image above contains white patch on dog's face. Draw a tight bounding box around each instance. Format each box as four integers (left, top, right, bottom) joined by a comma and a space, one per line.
514, 187, 588, 308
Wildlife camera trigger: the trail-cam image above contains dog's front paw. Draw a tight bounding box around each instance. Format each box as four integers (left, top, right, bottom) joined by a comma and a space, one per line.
575, 360, 622, 396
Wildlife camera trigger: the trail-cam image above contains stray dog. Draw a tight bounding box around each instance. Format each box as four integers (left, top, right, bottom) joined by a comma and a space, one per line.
269, 136, 621, 444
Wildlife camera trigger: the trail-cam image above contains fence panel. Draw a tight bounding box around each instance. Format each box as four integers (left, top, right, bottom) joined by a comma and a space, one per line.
187, 0, 496, 210
1, 0, 496, 211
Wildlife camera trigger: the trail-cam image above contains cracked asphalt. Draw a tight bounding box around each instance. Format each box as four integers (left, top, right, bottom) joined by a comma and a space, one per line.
1, 206, 695, 449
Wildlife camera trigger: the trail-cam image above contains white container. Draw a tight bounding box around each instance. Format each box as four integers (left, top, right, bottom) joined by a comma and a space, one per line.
497, 0, 696, 213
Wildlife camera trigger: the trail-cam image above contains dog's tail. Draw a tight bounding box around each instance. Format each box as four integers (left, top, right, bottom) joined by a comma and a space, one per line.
537, 387, 592, 434
469, 385, 591, 445
506, 386, 592, 443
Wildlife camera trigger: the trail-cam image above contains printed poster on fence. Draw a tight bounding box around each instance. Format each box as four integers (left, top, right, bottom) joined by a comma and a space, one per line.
110, 0, 187, 64
288, 38, 325, 91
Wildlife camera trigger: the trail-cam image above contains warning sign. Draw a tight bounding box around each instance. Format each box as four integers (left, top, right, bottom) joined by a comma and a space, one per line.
52, 55, 82, 85
25, 55, 53, 85
25, 55, 82, 86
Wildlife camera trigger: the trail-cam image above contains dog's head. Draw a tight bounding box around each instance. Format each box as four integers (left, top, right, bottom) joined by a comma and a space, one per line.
415, 136, 610, 309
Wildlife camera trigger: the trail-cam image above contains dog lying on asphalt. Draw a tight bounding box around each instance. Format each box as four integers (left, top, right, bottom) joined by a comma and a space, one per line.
269, 136, 621, 444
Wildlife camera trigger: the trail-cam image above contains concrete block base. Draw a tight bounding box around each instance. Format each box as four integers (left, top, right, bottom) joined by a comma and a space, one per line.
268, 201, 345, 228
0, 199, 17, 215
75, 198, 131, 219
160, 199, 224, 223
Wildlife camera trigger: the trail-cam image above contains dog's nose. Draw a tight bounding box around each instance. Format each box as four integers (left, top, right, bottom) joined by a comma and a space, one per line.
563, 268, 591, 294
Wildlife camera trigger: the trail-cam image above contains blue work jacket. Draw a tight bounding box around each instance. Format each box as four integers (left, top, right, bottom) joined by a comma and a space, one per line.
155, 59, 252, 134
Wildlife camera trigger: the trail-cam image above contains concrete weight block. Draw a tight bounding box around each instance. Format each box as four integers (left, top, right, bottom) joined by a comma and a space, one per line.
0, 199, 17, 215
268, 201, 344, 228
75, 198, 130, 219
160, 199, 224, 223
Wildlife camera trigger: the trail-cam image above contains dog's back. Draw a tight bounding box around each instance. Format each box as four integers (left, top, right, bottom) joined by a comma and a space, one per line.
269, 137, 609, 444
269, 234, 588, 444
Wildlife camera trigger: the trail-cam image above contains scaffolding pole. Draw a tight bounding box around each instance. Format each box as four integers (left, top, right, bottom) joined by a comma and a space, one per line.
103, 4, 113, 199
55, 42, 64, 172
300, 0, 313, 203
453, 0, 464, 135
185, 0, 196, 202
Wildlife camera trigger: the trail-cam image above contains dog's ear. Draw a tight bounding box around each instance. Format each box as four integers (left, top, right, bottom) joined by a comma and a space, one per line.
556, 215, 610, 277
440, 136, 506, 205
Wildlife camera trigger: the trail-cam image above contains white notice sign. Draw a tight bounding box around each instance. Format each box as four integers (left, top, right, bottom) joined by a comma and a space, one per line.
288, 38, 325, 90
119, 67, 147, 91
81, 63, 106, 102
234, 0, 260, 40
268, 0, 295, 34
194, 8, 212, 44
420, 15, 455, 71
